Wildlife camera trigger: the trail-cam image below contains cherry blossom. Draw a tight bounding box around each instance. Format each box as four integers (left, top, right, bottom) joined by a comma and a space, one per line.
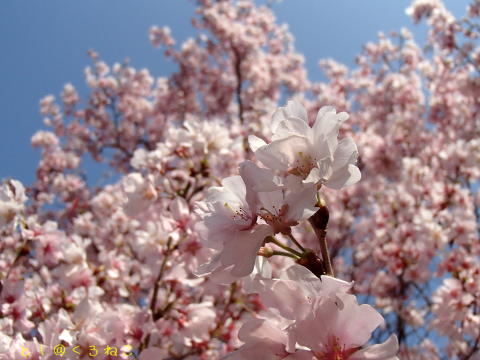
195, 174, 273, 280
1, 0, 479, 358
228, 265, 398, 360
121, 173, 158, 216
0, 179, 26, 231
249, 100, 361, 190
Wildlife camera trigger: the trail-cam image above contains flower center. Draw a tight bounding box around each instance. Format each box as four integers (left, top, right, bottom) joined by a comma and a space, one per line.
258, 204, 297, 234
314, 337, 359, 360
288, 152, 316, 179
224, 202, 252, 227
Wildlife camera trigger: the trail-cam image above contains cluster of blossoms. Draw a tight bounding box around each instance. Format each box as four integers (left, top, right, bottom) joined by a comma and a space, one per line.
196, 100, 361, 281
228, 264, 398, 360
194, 100, 398, 359
0, 0, 479, 359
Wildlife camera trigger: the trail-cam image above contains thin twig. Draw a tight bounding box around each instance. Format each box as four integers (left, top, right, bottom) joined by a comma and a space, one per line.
150, 237, 173, 315
268, 236, 303, 257
310, 226, 334, 277
271, 250, 300, 259
141, 237, 173, 350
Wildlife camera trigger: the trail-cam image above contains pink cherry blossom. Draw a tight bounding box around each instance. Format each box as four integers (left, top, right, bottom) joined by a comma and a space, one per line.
195, 175, 273, 280
249, 100, 361, 190
121, 173, 158, 216
287, 292, 398, 360
228, 265, 398, 360
2, 0, 479, 358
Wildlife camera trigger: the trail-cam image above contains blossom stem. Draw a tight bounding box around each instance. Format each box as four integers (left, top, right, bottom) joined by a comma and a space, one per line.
286, 233, 306, 252
267, 236, 303, 257
271, 250, 300, 259
313, 228, 334, 277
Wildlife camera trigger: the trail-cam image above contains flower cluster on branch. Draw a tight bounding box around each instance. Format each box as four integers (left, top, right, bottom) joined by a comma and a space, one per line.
0, 0, 479, 359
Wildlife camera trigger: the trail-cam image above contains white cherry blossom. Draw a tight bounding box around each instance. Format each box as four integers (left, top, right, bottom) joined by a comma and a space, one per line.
249, 100, 361, 190
0, 179, 27, 230
195, 175, 273, 280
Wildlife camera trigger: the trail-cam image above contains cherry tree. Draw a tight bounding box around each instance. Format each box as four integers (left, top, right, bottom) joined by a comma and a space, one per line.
1, 0, 479, 359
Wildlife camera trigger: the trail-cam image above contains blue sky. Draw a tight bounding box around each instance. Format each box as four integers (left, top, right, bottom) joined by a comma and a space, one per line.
0, 0, 470, 185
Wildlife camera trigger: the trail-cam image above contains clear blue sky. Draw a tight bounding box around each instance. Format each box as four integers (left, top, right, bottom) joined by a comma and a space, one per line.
0, 0, 469, 185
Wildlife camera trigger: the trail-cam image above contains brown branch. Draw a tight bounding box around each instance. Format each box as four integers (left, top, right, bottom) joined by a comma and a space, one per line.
231, 46, 244, 125
231, 44, 250, 156
150, 237, 173, 316
140, 237, 173, 351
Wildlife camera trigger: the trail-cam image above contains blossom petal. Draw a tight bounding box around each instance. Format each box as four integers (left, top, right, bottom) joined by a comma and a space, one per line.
270, 100, 311, 140
221, 176, 247, 204
195, 252, 222, 276
139, 347, 167, 360
273, 117, 311, 141
312, 109, 348, 158
255, 135, 311, 171
223, 339, 288, 360
286, 99, 308, 122
220, 224, 272, 277
325, 164, 361, 189
313, 108, 340, 141
334, 295, 385, 348
332, 137, 358, 172
303, 167, 322, 185
238, 318, 286, 344
239, 160, 278, 193
248, 135, 267, 152
351, 335, 399, 360
284, 351, 316, 360
208, 264, 240, 284
284, 184, 318, 220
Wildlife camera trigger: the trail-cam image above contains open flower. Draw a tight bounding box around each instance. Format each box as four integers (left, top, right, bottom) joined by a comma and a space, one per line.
223, 317, 309, 360
0, 179, 27, 230
195, 175, 273, 281
226, 265, 398, 360
248, 264, 352, 321
240, 160, 318, 234
195, 162, 318, 282
249, 100, 361, 190
121, 173, 158, 216
287, 292, 398, 360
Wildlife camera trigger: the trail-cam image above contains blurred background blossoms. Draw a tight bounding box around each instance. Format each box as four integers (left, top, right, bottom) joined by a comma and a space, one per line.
1, 0, 480, 359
